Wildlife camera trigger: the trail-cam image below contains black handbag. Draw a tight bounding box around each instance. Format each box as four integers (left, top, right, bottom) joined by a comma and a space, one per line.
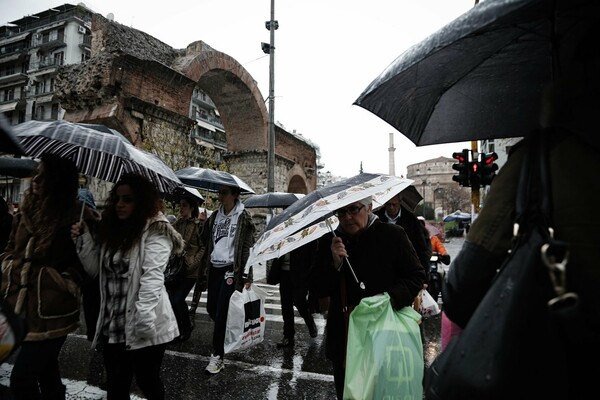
425, 131, 581, 399
164, 252, 187, 286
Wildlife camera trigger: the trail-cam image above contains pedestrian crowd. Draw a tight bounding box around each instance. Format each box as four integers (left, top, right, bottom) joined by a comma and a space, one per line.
0, 130, 597, 399
1, 99, 597, 399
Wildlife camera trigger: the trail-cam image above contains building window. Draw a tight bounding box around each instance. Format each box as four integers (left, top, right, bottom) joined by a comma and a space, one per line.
2, 89, 14, 102
51, 103, 59, 119
54, 52, 64, 66
35, 105, 45, 120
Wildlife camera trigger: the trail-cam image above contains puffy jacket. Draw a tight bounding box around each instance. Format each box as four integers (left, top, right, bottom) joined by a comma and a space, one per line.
76, 212, 184, 350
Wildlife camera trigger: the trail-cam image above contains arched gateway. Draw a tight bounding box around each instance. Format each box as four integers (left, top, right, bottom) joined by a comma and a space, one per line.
56, 14, 316, 197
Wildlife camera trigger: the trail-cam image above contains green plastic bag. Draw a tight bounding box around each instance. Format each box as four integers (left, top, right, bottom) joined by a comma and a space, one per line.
344, 293, 423, 400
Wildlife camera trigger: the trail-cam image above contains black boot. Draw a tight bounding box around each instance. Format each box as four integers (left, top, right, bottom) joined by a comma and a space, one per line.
276, 337, 294, 348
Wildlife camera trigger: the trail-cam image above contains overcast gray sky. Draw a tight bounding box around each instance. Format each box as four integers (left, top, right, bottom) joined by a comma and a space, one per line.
3, 0, 476, 178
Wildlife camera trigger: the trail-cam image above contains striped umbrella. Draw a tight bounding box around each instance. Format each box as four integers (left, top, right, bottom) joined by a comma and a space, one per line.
12, 120, 183, 193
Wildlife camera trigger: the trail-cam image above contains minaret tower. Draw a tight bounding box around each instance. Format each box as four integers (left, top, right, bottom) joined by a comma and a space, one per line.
388, 132, 396, 176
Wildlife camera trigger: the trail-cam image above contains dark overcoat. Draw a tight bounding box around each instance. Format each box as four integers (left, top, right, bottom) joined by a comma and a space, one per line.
312, 219, 425, 366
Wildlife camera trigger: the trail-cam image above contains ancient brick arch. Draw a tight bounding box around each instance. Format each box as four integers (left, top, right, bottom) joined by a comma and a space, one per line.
57, 15, 316, 196
174, 42, 316, 194
288, 174, 308, 194
174, 42, 268, 153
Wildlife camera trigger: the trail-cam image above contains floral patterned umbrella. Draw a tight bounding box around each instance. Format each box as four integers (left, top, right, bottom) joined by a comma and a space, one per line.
245, 173, 413, 270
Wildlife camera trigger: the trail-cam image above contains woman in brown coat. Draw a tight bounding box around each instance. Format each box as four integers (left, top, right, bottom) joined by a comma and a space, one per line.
1, 153, 88, 399
168, 195, 205, 342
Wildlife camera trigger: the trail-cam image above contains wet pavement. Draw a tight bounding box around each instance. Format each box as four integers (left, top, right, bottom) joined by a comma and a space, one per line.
0, 236, 465, 399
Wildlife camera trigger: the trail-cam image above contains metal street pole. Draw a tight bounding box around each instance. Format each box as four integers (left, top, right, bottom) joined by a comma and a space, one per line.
266, 0, 276, 192
471, 140, 480, 214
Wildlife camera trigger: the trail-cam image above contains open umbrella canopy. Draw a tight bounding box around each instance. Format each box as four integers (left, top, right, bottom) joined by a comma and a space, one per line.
245, 173, 413, 269
243, 192, 304, 209
372, 184, 422, 213
443, 210, 472, 223
354, 0, 599, 146
164, 186, 205, 206
0, 114, 25, 156
0, 157, 38, 178
77, 123, 132, 144
175, 167, 255, 194
399, 185, 422, 212
12, 120, 183, 193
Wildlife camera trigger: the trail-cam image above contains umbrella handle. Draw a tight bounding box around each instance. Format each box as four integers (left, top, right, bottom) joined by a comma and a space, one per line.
326, 219, 366, 291
79, 201, 86, 224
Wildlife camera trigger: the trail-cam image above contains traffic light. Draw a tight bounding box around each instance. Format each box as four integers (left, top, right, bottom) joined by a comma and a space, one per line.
478, 152, 498, 186
452, 149, 471, 187
469, 158, 481, 189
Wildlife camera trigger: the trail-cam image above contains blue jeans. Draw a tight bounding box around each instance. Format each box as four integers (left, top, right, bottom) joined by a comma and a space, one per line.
10, 336, 67, 399
206, 265, 235, 357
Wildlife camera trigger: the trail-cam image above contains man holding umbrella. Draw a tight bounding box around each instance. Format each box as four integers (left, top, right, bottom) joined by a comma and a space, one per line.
375, 192, 432, 280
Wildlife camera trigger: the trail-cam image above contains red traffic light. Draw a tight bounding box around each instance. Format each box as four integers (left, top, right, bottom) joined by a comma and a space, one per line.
452, 152, 466, 163
481, 152, 498, 165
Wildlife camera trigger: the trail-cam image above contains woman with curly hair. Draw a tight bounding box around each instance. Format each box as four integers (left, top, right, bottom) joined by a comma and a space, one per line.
72, 173, 184, 399
1, 153, 88, 399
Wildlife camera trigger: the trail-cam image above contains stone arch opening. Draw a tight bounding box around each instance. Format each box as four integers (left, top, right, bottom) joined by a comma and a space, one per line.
288, 175, 308, 194
176, 42, 268, 154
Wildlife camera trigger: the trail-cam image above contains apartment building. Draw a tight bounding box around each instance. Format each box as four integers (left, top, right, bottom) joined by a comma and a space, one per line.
0, 4, 93, 124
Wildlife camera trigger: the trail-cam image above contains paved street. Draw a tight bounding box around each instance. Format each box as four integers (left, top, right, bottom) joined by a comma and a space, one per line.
0, 236, 465, 399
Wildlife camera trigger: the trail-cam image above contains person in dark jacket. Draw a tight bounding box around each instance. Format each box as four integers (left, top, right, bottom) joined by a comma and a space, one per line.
0, 153, 88, 399
312, 196, 425, 399
271, 240, 318, 348
375, 193, 432, 280
443, 41, 600, 397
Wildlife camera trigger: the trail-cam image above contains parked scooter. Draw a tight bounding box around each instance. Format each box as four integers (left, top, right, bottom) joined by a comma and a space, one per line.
427, 252, 451, 304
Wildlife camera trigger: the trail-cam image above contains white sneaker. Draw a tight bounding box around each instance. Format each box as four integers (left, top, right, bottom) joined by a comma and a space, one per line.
205, 354, 224, 374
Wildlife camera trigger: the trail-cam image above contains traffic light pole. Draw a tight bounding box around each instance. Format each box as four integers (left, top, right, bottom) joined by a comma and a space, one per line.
266, 0, 276, 192
471, 140, 480, 214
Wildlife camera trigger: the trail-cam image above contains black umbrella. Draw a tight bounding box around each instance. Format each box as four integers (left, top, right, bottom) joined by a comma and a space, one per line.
354, 0, 599, 146
175, 167, 255, 194
243, 192, 304, 209
0, 157, 38, 178
12, 120, 183, 193
0, 114, 25, 156
163, 186, 205, 206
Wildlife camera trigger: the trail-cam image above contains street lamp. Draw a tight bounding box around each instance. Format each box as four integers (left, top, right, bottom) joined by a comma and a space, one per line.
264, 0, 278, 192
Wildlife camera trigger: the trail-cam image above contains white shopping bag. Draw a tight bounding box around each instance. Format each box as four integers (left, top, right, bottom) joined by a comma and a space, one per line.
224, 285, 267, 354
419, 289, 441, 317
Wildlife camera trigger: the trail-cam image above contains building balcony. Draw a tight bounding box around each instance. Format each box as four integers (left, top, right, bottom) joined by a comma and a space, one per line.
28, 57, 63, 72
195, 113, 224, 130
0, 72, 28, 86
79, 34, 91, 49
30, 38, 66, 52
